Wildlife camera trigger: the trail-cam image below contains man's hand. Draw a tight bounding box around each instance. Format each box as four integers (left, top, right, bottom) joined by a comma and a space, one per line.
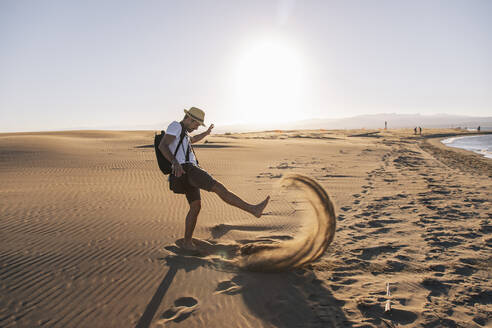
172, 159, 185, 177
206, 124, 214, 135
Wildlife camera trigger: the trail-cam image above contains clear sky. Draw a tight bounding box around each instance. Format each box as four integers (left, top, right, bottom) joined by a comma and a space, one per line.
1, 0, 491, 132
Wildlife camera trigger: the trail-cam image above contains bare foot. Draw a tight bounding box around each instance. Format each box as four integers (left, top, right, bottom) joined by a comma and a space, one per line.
252, 196, 270, 218
182, 240, 197, 251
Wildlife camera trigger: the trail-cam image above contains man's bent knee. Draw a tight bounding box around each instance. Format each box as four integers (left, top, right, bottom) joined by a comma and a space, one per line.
211, 181, 226, 194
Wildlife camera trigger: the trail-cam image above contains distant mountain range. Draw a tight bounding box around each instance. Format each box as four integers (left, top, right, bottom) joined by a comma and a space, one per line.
56, 113, 492, 133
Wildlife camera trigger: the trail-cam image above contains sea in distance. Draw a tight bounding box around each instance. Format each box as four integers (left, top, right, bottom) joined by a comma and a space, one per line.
442, 134, 492, 159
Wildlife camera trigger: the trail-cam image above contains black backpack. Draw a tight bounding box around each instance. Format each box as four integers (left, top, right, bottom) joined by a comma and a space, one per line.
154, 122, 187, 175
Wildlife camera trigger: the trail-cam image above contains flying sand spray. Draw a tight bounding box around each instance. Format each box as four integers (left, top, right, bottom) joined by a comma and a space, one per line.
237, 174, 337, 272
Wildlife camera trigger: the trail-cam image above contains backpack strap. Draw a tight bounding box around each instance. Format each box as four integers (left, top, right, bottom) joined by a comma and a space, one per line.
176, 122, 200, 165
173, 122, 187, 159
184, 134, 199, 165
185, 141, 191, 162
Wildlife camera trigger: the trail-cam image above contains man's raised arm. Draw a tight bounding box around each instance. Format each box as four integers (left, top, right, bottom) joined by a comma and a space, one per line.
191, 124, 214, 144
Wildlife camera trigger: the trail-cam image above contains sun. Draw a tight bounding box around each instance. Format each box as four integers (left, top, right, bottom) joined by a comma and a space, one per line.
232, 39, 307, 125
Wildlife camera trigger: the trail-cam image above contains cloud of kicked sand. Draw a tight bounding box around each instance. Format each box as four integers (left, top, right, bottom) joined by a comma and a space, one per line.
237, 174, 337, 272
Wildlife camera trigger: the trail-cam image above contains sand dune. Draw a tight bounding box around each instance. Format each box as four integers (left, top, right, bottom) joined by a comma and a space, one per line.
1, 128, 491, 327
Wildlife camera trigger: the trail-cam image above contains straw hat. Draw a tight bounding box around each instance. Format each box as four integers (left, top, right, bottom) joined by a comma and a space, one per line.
184, 107, 206, 126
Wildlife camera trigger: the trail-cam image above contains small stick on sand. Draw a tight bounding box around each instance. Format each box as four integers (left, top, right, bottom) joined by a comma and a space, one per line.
385, 282, 392, 313
385, 300, 391, 312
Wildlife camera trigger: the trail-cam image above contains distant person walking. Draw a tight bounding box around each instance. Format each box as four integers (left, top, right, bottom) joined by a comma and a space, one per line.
419, 127, 422, 135
414, 127, 417, 135
478, 126, 481, 132
158, 107, 270, 251
385, 121, 387, 130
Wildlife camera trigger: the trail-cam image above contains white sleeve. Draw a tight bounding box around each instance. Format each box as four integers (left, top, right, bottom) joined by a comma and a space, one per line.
165, 121, 181, 137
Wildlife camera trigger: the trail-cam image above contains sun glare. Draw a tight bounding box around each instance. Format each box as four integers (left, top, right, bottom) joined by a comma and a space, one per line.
232, 39, 307, 124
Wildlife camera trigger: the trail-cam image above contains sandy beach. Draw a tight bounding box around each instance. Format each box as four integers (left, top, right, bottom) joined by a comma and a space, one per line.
1, 128, 491, 327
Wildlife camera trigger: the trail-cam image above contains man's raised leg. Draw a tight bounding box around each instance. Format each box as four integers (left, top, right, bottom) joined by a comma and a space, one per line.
211, 182, 269, 218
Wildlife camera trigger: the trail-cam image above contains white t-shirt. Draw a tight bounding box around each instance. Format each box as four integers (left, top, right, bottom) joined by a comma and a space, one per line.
165, 121, 197, 165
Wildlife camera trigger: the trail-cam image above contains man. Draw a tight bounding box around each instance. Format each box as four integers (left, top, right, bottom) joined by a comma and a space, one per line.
159, 107, 270, 251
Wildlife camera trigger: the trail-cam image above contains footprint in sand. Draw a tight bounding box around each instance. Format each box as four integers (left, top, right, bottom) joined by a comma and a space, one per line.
215, 280, 242, 295
156, 297, 199, 325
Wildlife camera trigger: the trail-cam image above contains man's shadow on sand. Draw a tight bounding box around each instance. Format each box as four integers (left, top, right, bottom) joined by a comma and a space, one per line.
135, 251, 209, 328
135, 239, 352, 328
216, 270, 351, 327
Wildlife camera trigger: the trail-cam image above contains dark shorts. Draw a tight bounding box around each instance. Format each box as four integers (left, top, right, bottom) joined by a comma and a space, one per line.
182, 163, 217, 204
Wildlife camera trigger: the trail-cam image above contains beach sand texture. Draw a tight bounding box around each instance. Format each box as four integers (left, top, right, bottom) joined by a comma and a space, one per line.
1, 129, 491, 327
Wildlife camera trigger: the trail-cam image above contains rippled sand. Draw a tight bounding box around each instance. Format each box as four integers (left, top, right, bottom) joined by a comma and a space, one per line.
1, 128, 491, 327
